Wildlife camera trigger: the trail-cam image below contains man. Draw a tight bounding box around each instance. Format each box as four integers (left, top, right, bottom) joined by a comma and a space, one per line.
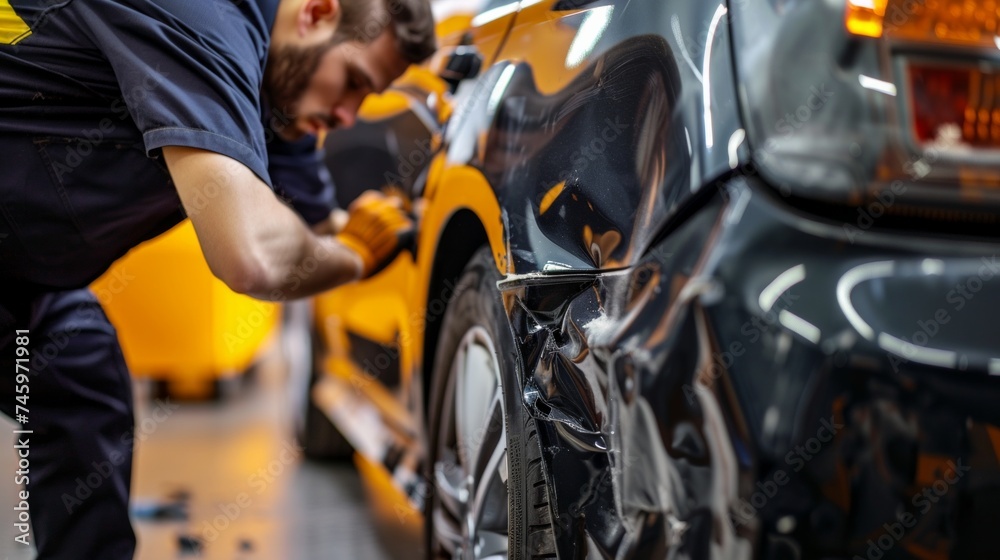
0, 0, 435, 557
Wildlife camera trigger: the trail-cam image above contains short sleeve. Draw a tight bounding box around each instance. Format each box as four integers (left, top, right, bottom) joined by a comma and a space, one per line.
70, 0, 272, 186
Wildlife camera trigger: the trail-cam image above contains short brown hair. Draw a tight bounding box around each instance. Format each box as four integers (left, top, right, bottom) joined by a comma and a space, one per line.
336, 0, 437, 63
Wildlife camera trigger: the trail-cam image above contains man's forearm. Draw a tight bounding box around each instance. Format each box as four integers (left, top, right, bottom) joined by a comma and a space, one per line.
250, 232, 363, 300
163, 146, 361, 300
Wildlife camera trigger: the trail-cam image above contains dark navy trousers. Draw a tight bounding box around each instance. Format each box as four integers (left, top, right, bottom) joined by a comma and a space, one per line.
0, 288, 135, 559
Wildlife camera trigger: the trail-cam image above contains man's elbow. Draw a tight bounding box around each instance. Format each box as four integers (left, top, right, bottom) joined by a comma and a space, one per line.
214, 255, 281, 300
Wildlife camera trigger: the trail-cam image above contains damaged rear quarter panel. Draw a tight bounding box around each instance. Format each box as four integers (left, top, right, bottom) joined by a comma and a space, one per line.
499, 196, 740, 558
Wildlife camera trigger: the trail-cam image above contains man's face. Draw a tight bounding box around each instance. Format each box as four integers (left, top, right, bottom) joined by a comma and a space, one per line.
265, 30, 411, 140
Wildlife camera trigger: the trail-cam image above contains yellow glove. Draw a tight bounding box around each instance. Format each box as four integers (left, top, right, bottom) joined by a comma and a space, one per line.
335, 191, 415, 278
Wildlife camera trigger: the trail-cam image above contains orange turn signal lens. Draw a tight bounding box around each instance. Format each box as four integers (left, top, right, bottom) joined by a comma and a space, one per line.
846, 0, 889, 39
848, 0, 1000, 48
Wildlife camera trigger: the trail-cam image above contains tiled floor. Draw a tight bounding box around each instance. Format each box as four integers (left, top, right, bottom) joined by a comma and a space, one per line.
0, 347, 419, 559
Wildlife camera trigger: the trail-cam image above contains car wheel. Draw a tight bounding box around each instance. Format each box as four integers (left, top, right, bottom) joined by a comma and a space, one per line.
427, 248, 556, 559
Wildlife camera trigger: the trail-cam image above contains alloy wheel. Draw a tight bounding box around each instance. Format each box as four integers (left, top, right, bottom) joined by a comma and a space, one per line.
431, 325, 509, 559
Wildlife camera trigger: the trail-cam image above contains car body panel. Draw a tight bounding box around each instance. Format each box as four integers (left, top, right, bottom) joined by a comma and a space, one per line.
465, 1, 520, 68
504, 176, 1000, 557
439, 0, 742, 275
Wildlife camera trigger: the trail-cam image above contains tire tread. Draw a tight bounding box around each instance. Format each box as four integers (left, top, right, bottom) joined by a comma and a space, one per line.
520, 406, 556, 559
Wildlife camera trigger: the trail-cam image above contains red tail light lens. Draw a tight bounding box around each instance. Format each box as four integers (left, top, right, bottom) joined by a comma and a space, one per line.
909, 63, 1000, 148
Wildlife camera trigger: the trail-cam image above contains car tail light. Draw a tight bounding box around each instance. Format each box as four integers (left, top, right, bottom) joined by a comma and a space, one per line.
847, 0, 1000, 48
909, 63, 1000, 148
846, 0, 1000, 149
731, 0, 1000, 218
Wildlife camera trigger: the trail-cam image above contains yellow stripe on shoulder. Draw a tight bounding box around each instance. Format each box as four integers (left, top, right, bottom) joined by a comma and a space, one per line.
0, 0, 31, 45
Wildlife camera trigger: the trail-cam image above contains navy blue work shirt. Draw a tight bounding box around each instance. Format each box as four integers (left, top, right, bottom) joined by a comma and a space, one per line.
0, 0, 336, 290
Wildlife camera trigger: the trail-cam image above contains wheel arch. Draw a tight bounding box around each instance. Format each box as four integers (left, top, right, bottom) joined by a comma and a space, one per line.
420, 208, 490, 420
415, 163, 508, 420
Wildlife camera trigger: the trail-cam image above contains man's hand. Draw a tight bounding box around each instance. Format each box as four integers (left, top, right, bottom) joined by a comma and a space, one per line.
335, 191, 414, 278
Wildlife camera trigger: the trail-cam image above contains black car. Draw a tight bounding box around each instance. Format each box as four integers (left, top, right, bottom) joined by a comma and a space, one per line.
312, 0, 1000, 558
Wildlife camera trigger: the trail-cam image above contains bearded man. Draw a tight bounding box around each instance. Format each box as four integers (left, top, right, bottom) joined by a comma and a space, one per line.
0, 0, 434, 557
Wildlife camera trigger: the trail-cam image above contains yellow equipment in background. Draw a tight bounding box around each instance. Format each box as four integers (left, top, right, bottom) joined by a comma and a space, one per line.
91, 221, 279, 400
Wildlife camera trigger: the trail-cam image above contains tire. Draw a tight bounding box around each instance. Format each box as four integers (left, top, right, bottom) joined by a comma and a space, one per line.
506, 372, 557, 560
426, 248, 556, 559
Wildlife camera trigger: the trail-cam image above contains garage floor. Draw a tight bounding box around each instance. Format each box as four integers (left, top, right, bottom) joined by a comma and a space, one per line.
0, 346, 418, 559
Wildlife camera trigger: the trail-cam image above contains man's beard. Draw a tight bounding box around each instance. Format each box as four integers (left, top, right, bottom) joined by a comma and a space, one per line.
262, 42, 330, 139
